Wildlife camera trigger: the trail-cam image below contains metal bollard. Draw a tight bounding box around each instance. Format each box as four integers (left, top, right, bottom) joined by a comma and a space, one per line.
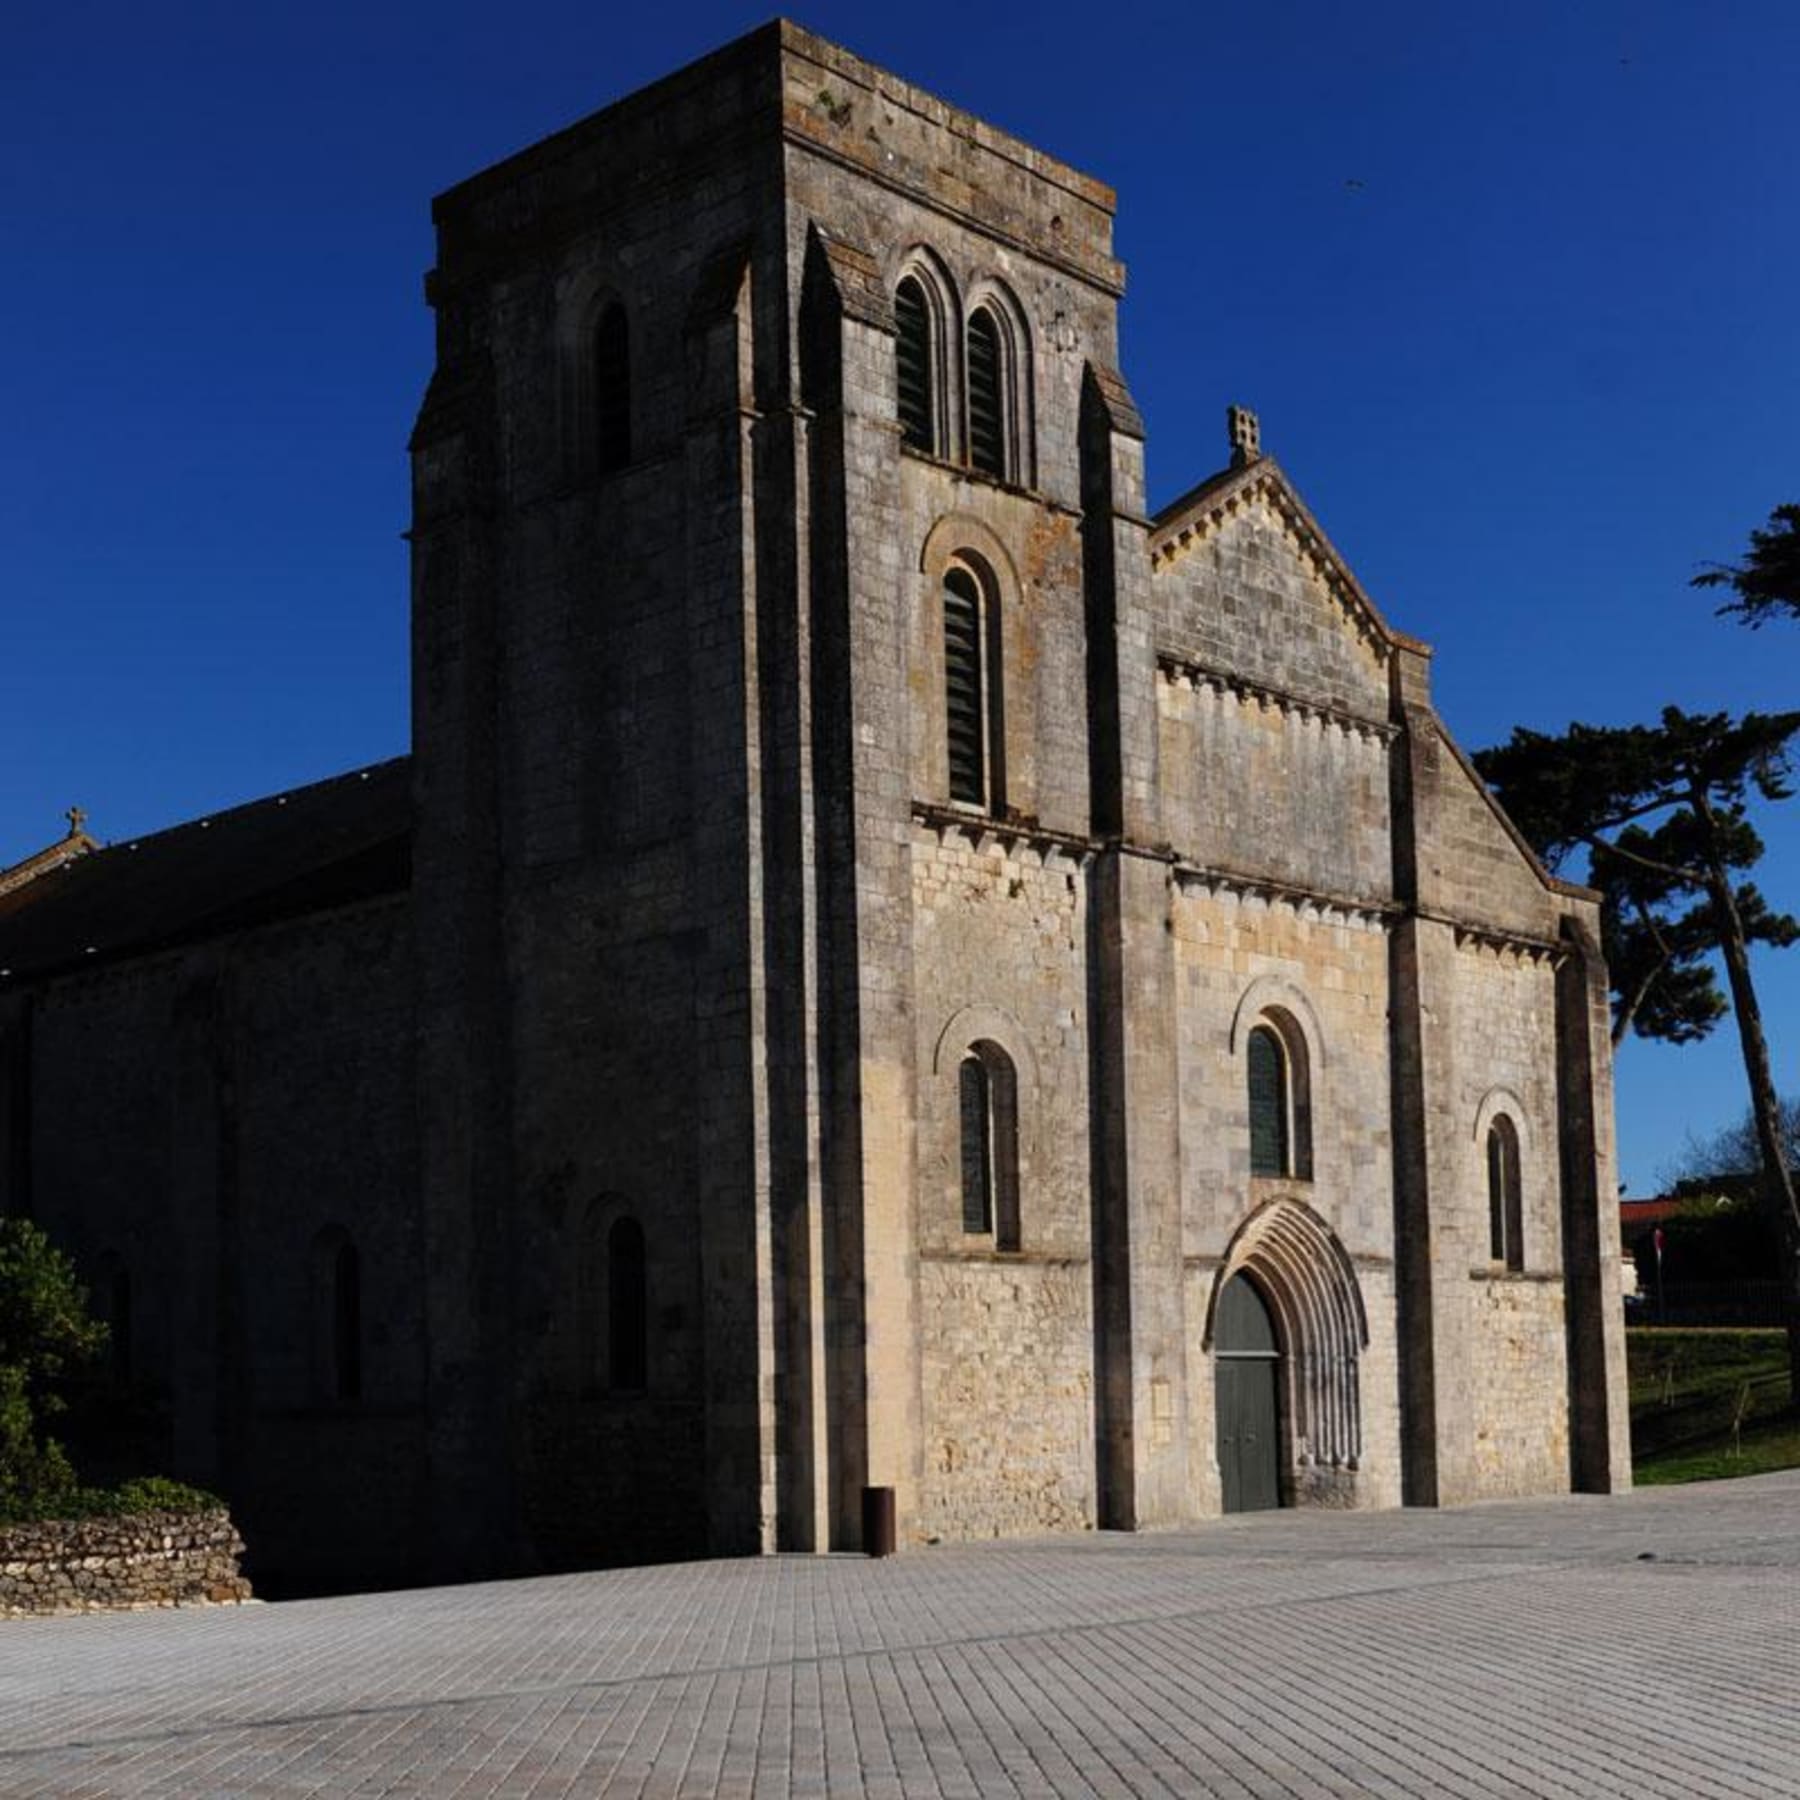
861, 1485, 896, 1558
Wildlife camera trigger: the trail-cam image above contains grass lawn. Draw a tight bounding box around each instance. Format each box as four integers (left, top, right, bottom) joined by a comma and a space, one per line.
1629, 1327, 1798, 1485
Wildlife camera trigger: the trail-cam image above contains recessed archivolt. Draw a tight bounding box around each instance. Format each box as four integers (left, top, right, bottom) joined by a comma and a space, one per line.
931, 1002, 1037, 1093
1228, 975, 1326, 1069
919, 514, 1020, 597
1204, 1197, 1368, 1470
1473, 1086, 1532, 1152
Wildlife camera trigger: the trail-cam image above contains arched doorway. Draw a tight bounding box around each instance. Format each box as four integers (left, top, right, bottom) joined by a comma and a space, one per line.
1214, 1274, 1282, 1512
1205, 1198, 1370, 1510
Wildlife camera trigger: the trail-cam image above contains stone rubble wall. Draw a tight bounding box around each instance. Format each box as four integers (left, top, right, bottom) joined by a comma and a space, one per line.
0, 1508, 252, 1618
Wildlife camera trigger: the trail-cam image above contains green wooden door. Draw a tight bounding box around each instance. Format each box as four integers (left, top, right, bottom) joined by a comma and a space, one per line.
1215, 1274, 1282, 1513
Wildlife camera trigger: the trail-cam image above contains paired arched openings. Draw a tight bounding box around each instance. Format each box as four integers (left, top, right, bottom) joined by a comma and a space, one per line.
892, 253, 1031, 483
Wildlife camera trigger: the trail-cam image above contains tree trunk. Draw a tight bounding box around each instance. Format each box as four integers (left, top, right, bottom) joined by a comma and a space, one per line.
1695, 787, 1800, 1413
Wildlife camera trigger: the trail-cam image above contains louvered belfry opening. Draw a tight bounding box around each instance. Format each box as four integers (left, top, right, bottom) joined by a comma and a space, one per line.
943, 566, 987, 805
967, 307, 1006, 477
895, 277, 934, 453
1247, 1025, 1290, 1177
594, 302, 631, 473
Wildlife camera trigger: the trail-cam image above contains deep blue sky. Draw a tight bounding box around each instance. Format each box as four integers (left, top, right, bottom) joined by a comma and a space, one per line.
3, 1, 1795, 1194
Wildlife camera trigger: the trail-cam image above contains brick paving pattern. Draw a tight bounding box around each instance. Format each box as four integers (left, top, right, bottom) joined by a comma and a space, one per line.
4, 1472, 1799, 1797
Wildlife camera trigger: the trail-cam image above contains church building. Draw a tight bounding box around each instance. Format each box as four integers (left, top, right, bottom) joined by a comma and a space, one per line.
0, 23, 1630, 1593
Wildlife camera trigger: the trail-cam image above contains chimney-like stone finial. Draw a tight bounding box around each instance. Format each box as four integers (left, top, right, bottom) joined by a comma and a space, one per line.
1227, 404, 1261, 469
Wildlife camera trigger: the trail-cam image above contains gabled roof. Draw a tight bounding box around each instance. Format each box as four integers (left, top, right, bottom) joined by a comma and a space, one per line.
0, 758, 411, 986
1148, 454, 1431, 660
0, 813, 99, 901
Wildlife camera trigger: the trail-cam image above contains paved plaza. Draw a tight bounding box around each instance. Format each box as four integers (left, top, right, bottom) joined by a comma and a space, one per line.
4, 1472, 1799, 1798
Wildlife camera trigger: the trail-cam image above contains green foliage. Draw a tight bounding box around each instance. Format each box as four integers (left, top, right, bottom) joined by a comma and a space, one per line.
0, 1472, 222, 1526
1474, 707, 1800, 1049
0, 1219, 228, 1525
0, 1218, 107, 1517
1693, 503, 1800, 630
1627, 1327, 1792, 1482
1635, 1416, 1800, 1486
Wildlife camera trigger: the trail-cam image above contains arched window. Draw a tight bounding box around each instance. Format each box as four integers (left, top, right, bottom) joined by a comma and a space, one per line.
608, 1216, 648, 1392
1487, 1117, 1524, 1272
594, 301, 631, 473
1247, 1026, 1290, 1178
958, 1041, 1019, 1249
895, 275, 935, 454
1244, 1008, 1314, 1181
92, 1252, 131, 1388
312, 1227, 361, 1404
966, 306, 1007, 478
943, 562, 1003, 810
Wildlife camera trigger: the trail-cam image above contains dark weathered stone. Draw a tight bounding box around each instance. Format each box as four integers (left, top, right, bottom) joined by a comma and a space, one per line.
0, 22, 1630, 1591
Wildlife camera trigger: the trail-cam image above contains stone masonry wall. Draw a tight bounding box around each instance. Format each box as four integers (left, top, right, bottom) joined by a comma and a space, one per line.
1153, 490, 1392, 724
911, 826, 1095, 1542
1172, 883, 1404, 1515
0, 1509, 251, 1618
1157, 673, 1393, 901
1468, 1277, 1570, 1496
1438, 938, 1571, 1499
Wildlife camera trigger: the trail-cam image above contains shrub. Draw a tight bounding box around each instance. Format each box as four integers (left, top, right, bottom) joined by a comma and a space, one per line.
0, 1219, 106, 1517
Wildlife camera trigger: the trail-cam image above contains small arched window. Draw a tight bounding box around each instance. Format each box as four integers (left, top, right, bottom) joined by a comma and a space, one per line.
312, 1227, 361, 1403
943, 562, 1003, 810
92, 1252, 132, 1388
1487, 1117, 1524, 1272
1247, 1026, 1290, 1178
608, 1216, 648, 1392
594, 301, 631, 474
895, 276, 935, 454
959, 1041, 1019, 1249
967, 306, 1007, 478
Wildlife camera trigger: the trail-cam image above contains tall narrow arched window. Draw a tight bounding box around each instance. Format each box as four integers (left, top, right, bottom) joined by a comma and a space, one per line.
93, 1252, 131, 1388
608, 1216, 648, 1392
312, 1227, 361, 1403
594, 301, 631, 473
943, 562, 1003, 810
1247, 1026, 1290, 1178
895, 276, 935, 454
1487, 1117, 1523, 1272
959, 1041, 1020, 1249
967, 306, 1007, 478
333, 1240, 361, 1401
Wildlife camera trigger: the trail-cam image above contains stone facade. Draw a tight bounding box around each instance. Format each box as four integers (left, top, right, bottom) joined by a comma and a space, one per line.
0, 1509, 251, 1618
0, 23, 1630, 1592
